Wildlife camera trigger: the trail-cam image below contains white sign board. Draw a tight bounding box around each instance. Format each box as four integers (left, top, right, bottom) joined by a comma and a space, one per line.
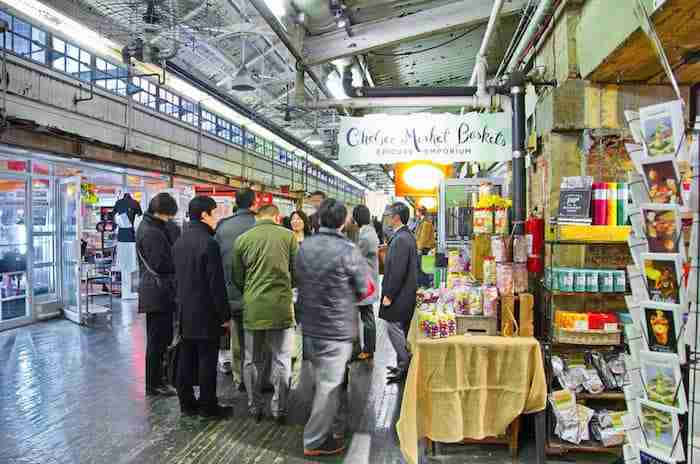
337, 112, 512, 166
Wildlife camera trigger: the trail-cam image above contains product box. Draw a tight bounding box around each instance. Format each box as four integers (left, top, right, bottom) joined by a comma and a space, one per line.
588, 312, 619, 331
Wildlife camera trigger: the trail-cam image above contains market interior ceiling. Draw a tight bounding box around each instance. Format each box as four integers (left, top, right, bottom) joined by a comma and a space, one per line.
40, 0, 528, 192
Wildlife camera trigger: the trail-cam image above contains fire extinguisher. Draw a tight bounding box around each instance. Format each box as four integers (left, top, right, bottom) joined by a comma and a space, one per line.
526, 208, 544, 273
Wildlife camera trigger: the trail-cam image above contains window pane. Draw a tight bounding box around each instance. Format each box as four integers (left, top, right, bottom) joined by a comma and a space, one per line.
66, 43, 79, 59
66, 57, 79, 76
80, 49, 90, 64
13, 18, 30, 37
32, 27, 45, 44
52, 37, 65, 53
13, 35, 29, 56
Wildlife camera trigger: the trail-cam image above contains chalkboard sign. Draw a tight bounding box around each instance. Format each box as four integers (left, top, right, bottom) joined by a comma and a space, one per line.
558, 189, 591, 219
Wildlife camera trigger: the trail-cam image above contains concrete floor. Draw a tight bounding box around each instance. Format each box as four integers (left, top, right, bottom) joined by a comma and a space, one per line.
0, 300, 615, 464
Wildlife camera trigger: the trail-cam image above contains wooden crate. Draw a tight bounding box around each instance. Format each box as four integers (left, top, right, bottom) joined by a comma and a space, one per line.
456, 315, 498, 336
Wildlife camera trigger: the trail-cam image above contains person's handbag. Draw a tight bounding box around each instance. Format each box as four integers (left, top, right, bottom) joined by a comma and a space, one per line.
136, 246, 176, 296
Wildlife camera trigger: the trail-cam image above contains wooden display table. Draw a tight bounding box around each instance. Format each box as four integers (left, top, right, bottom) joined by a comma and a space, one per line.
396, 314, 548, 464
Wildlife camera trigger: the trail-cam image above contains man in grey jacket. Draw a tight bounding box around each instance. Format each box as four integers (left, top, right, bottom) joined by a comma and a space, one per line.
215, 188, 256, 387
295, 198, 370, 457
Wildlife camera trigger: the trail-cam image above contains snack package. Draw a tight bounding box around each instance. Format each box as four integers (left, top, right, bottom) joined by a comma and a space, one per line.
473, 208, 494, 234
588, 351, 618, 390
583, 368, 606, 394
549, 389, 582, 444
513, 263, 528, 293
483, 257, 497, 285
482, 286, 499, 317
591, 410, 626, 447
497, 263, 514, 295
466, 286, 483, 315
494, 208, 509, 235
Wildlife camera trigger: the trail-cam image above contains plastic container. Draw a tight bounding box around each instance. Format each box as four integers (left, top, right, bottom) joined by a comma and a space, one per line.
497, 263, 514, 295
514, 263, 528, 293
483, 257, 497, 286
586, 270, 599, 293
551, 268, 560, 291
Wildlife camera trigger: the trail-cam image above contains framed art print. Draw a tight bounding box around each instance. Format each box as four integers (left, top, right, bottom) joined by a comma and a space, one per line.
640, 301, 685, 364
638, 351, 687, 414
640, 156, 684, 207
637, 399, 684, 462
639, 204, 684, 256
640, 253, 685, 306
639, 100, 684, 158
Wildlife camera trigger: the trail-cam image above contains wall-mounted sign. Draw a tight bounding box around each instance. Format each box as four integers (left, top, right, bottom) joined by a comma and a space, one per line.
337, 112, 512, 166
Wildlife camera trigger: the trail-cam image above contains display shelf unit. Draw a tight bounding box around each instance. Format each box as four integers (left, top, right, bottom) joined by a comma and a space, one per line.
546, 438, 621, 455
543, 239, 629, 456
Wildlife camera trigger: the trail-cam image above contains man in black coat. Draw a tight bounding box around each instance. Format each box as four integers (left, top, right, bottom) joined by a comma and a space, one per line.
379, 202, 417, 384
136, 193, 179, 397
307, 190, 326, 234
173, 196, 232, 418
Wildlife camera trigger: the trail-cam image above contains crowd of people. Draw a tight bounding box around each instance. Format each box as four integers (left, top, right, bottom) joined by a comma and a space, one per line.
135, 188, 433, 457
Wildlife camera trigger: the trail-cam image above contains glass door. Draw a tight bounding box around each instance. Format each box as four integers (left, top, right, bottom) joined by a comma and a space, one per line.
59, 176, 81, 324
0, 175, 29, 328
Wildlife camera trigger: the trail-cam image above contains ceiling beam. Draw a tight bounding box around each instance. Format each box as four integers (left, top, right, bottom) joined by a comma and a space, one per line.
149, 2, 211, 44
208, 22, 278, 41
303, 0, 527, 65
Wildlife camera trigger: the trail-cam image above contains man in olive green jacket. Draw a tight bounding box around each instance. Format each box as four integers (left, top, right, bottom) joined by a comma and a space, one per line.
232, 203, 298, 422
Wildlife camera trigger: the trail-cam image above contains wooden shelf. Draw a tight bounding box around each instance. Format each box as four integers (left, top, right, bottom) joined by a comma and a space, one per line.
577, 392, 625, 401
547, 439, 621, 455
544, 290, 628, 297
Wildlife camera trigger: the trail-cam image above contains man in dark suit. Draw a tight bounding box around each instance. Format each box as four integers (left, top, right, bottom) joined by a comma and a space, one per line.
172, 196, 232, 419
379, 202, 417, 384
307, 191, 326, 234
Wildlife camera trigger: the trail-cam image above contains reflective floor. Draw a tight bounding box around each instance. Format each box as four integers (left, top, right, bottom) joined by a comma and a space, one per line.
0, 301, 610, 464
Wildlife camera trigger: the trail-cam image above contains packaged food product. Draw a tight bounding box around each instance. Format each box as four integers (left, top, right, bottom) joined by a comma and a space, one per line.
448, 250, 465, 273
513, 263, 527, 293
545, 267, 552, 289
587, 312, 619, 331
551, 267, 560, 291
496, 263, 514, 295
600, 270, 614, 293
494, 208, 509, 235
574, 269, 587, 292
586, 270, 599, 292
466, 286, 483, 315
559, 268, 574, 292
571, 313, 589, 331
513, 234, 528, 263
473, 208, 494, 235
482, 286, 499, 317
613, 270, 626, 293
483, 256, 497, 285
491, 235, 512, 262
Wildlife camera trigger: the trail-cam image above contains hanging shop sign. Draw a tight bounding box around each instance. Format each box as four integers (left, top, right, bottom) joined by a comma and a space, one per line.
337, 112, 512, 166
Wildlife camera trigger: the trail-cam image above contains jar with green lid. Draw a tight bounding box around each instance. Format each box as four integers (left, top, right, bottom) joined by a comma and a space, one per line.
551, 268, 560, 291
600, 270, 614, 293
586, 270, 599, 293
574, 269, 587, 292
613, 270, 626, 293
559, 268, 574, 292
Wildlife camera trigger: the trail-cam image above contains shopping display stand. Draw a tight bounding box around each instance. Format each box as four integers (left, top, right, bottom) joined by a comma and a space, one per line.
543, 225, 631, 456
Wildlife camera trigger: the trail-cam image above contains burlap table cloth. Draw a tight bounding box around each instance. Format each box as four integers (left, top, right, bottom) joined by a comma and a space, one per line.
396, 316, 547, 464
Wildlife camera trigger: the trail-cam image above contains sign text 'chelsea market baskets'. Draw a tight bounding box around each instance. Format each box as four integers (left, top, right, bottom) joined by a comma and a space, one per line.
336, 112, 512, 166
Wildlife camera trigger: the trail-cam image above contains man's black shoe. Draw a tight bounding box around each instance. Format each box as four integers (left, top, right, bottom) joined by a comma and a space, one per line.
146, 385, 178, 397
199, 405, 233, 419
181, 407, 198, 417
304, 436, 346, 457
238, 382, 247, 393
386, 370, 407, 385
250, 408, 264, 423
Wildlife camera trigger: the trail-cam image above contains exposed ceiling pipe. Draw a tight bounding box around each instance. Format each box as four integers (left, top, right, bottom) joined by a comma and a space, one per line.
469, 0, 504, 86
341, 66, 478, 98
306, 95, 510, 110
503, 0, 555, 74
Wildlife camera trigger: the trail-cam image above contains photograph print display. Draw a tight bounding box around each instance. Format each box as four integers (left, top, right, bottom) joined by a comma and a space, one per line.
639, 100, 684, 157
637, 399, 683, 462
641, 253, 685, 306
639, 351, 687, 414
640, 204, 683, 256
641, 301, 684, 363
641, 156, 684, 207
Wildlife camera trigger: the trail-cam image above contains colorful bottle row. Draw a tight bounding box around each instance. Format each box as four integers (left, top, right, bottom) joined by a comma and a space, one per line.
592, 182, 629, 226
545, 267, 626, 293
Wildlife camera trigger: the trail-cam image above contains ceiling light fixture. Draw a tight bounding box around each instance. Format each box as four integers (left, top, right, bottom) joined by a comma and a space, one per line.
230, 38, 257, 92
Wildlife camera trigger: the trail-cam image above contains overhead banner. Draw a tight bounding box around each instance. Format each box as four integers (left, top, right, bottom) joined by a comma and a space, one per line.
337, 112, 512, 166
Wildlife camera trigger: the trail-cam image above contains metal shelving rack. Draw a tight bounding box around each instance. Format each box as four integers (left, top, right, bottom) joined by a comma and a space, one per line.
542, 236, 631, 456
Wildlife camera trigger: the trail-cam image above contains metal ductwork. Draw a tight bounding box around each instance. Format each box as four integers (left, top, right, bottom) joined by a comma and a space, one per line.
341, 66, 478, 98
